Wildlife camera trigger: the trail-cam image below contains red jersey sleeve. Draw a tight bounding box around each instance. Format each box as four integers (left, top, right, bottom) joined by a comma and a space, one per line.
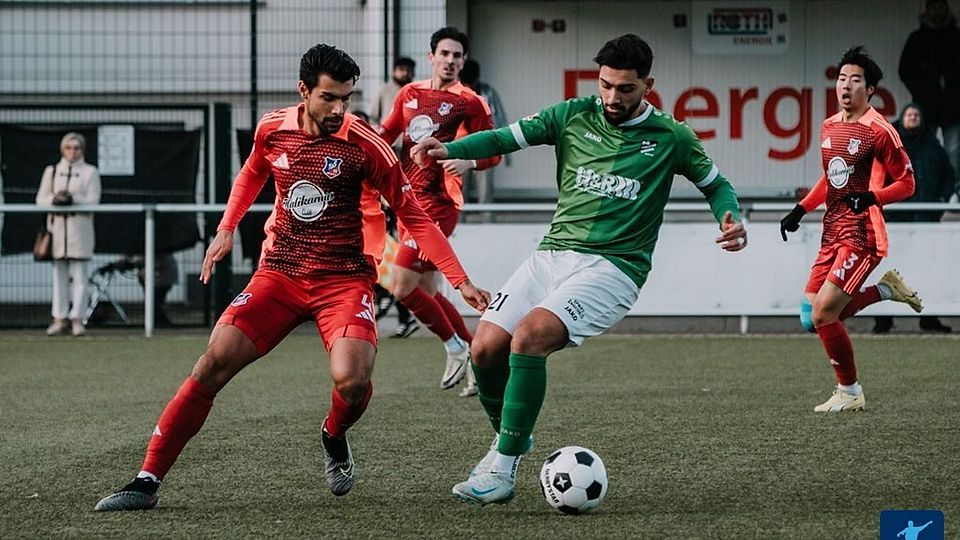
461, 93, 501, 171
356, 123, 469, 288
870, 121, 915, 205
378, 84, 408, 145
800, 175, 828, 212
218, 113, 277, 232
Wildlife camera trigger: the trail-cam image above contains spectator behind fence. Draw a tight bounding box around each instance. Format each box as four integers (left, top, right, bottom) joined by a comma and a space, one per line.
874, 104, 956, 334
371, 56, 415, 128
899, 0, 960, 180
35, 132, 102, 337
459, 58, 510, 204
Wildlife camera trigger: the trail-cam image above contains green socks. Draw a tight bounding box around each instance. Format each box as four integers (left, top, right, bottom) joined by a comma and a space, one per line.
498, 353, 546, 456
473, 362, 510, 432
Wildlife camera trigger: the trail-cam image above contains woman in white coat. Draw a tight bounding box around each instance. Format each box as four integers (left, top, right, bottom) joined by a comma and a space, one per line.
36, 132, 102, 336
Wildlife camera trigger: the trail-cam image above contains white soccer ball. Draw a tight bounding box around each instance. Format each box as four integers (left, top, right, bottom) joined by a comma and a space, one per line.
539, 446, 608, 514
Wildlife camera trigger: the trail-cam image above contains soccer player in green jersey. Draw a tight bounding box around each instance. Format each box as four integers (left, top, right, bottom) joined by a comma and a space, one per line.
411, 34, 748, 506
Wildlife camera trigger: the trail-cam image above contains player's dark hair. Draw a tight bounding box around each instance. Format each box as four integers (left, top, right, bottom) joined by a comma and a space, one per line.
593, 34, 654, 78
460, 59, 480, 85
838, 46, 883, 91
300, 43, 360, 90
394, 56, 415, 70
430, 26, 469, 55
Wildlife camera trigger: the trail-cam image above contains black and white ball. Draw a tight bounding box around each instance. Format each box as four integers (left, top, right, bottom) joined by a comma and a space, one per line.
539, 446, 608, 514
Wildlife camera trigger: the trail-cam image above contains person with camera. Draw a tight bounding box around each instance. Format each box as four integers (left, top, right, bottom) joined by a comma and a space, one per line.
35, 132, 102, 336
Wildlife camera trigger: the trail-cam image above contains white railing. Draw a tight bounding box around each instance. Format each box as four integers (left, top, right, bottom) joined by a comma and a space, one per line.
3, 201, 959, 336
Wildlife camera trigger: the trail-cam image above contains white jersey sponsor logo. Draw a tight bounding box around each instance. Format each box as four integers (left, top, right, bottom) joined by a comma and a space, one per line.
821, 137, 831, 149
574, 166, 642, 200
407, 114, 439, 142
827, 156, 854, 189
583, 131, 602, 143
282, 180, 335, 222
404, 98, 418, 109
231, 292, 252, 306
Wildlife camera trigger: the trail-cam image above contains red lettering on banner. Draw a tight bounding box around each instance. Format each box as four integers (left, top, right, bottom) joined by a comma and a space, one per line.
673, 88, 719, 140
562, 68, 897, 161
730, 87, 759, 139
764, 87, 812, 160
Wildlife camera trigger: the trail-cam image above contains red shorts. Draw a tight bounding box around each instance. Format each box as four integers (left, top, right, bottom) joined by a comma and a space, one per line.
217, 269, 378, 355
805, 244, 882, 296
395, 204, 459, 273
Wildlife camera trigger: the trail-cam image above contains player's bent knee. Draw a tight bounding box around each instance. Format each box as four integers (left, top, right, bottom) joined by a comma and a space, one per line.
799, 300, 816, 333
333, 379, 369, 402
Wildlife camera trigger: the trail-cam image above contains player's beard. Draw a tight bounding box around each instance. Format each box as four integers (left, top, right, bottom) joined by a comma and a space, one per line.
312, 112, 343, 136
603, 100, 643, 125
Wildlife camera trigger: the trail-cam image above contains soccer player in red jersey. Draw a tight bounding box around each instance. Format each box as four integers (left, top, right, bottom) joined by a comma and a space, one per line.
94, 43, 490, 511
780, 47, 923, 413
379, 27, 501, 393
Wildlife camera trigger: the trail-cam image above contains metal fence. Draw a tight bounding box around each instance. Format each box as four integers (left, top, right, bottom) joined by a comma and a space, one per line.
3, 201, 957, 335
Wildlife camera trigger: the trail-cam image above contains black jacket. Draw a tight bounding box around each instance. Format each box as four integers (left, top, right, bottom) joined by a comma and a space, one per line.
898, 16, 960, 128
888, 113, 957, 222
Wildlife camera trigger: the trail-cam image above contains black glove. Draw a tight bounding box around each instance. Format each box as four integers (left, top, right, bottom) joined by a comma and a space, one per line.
51, 191, 73, 206
843, 191, 876, 214
780, 204, 806, 241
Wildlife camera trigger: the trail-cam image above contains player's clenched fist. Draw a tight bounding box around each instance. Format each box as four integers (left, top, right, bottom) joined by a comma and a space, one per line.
779, 204, 806, 241
410, 137, 448, 168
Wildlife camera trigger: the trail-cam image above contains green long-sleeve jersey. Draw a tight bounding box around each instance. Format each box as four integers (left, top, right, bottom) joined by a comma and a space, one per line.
444, 96, 741, 286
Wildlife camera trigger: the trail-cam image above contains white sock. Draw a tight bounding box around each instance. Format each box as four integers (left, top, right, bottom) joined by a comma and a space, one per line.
444, 334, 466, 354
136, 471, 160, 483
838, 382, 862, 396
877, 282, 893, 300
491, 452, 521, 481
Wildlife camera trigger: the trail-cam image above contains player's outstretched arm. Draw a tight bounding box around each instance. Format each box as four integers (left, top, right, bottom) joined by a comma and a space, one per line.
715, 211, 748, 251
200, 230, 233, 284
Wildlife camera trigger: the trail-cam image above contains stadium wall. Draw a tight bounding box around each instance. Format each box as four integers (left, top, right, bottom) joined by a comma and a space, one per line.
468, 0, 927, 198
444, 221, 960, 317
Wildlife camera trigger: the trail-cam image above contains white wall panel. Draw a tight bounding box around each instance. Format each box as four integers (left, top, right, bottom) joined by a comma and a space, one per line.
443, 222, 960, 317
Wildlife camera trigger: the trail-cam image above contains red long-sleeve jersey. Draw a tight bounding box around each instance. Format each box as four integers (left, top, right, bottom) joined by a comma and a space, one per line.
380, 80, 501, 211
800, 107, 915, 257
218, 105, 468, 287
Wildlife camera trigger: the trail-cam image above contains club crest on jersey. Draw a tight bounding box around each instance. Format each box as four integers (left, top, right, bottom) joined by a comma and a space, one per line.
231, 292, 252, 307
283, 179, 335, 222
322, 156, 343, 179
827, 156, 854, 189
639, 139, 659, 156
847, 138, 861, 155
438, 102, 453, 116
407, 114, 440, 143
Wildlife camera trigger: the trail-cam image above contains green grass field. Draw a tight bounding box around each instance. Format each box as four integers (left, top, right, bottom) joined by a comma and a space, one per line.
1, 333, 957, 539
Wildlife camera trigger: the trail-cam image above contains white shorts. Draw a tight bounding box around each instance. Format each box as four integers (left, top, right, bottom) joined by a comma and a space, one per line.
480, 250, 640, 346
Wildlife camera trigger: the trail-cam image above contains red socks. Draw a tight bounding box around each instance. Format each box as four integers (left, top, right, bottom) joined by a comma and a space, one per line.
815, 321, 857, 385
141, 377, 216, 480
401, 287, 455, 341
324, 383, 373, 438
434, 292, 473, 342
839, 285, 881, 320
